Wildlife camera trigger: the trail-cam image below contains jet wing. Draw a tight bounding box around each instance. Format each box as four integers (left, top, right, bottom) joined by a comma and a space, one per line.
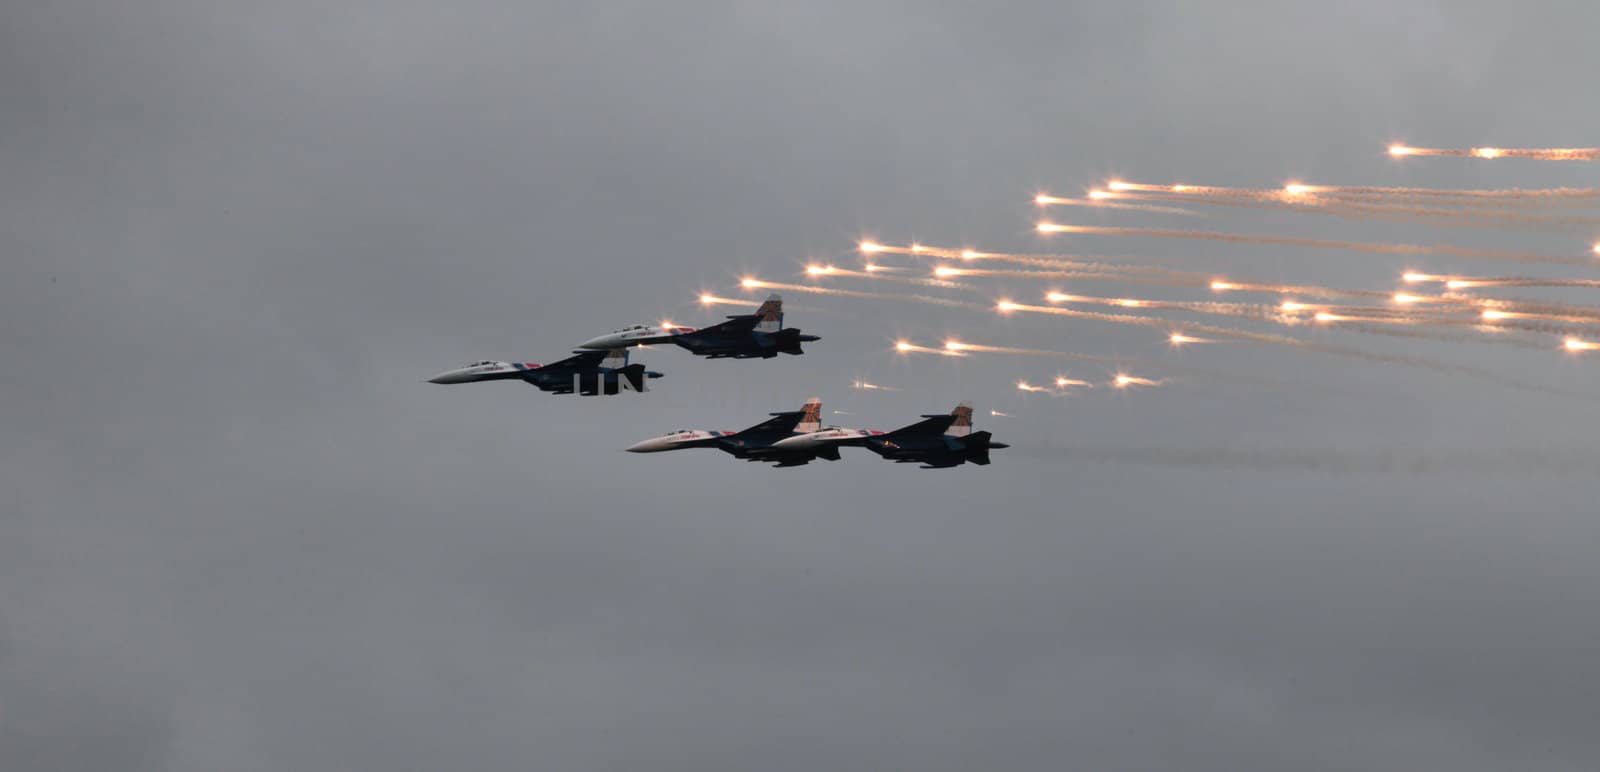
539, 349, 615, 372
732, 410, 806, 438
878, 414, 958, 440
683, 314, 760, 337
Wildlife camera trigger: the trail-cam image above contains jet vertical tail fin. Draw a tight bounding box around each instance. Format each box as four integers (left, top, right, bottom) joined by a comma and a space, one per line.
753, 294, 783, 334
944, 401, 974, 438
796, 397, 822, 434
599, 348, 629, 370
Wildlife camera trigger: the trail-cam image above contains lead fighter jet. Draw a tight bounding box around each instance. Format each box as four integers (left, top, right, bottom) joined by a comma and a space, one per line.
773, 401, 1007, 468
625, 398, 840, 466
579, 294, 820, 359
427, 349, 661, 395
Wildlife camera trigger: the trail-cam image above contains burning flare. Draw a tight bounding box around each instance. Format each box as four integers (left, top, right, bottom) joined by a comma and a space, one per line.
1113, 373, 1162, 389
698, 293, 749, 307
896, 339, 967, 357
851, 380, 898, 391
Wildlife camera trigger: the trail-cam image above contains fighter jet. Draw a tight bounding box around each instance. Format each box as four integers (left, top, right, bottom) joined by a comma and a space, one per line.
775, 401, 1006, 468
625, 398, 840, 466
427, 349, 662, 395
579, 294, 820, 359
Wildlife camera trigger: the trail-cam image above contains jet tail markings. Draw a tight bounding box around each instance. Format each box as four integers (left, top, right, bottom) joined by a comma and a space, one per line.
797, 397, 822, 434
945, 401, 974, 438
598, 348, 629, 370
753, 294, 782, 333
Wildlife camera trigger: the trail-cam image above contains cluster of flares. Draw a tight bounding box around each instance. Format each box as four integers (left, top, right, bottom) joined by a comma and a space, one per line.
1011, 373, 1162, 395
1037, 177, 1600, 232
1034, 223, 1594, 265
692, 139, 1600, 409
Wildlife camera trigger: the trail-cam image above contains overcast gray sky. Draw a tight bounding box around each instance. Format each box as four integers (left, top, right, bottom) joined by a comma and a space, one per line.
5, 2, 1600, 770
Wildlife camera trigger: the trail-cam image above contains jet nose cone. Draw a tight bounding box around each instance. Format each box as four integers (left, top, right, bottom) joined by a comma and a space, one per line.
578, 335, 615, 350
624, 438, 660, 453
428, 369, 468, 384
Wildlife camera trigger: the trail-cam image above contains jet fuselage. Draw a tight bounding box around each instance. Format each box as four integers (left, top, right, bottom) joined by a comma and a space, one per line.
428, 356, 661, 395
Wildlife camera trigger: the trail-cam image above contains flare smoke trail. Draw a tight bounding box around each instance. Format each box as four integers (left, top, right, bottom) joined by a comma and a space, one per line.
866, 240, 1195, 277
944, 267, 1410, 312
1324, 191, 1600, 210
958, 253, 1199, 276
1043, 291, 1286, 323
936, 266, 1217, 291
1107, 190, 1600, 229
1032, 194, 1199, 216
1318, 320, 1553, 350
1107, 179, 1600, 205
850, 380, 899, 391
1479, 307, 1596, 323
1209, 279, 1393, 302
806, 264, 971, 290
894, 340, 968, 357
997, 301, 1591, 398
1015, 379, 1065, 395
1016, 373, 1165, 394
1112, 374, 1164, 389
1050, 290, 1557, 347
1466, 316, 1600, 338
698, 293, 753, 308
1017, 373, 1161, 392
942, 340, 1130, 366
944, 340, 1219, 391
1389, 145, 1600, 161
1387, 286, 1600, 323
1321, 185, 1600, 201
1434, 276, 1600, 290
1281, 199, 1600, 230
740, 279, 992, 312
1458, 294, 1600, 323
928, 261, 1403, 306
941, 339, 1376, 395
1036, 223, 1594, 266
858, 241, 964, 259
1404, 277, 1600, 318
